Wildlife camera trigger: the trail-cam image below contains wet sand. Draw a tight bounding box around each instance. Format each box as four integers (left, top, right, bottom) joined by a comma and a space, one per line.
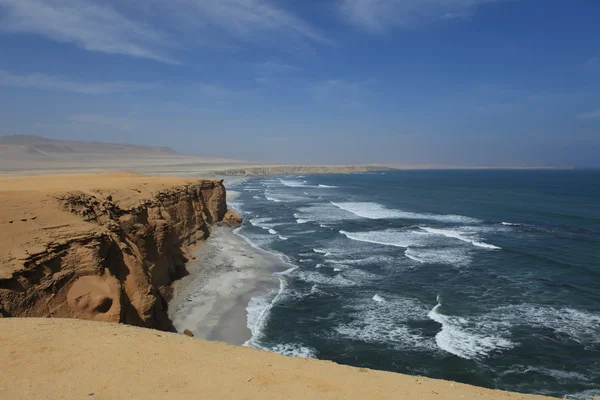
169, 226, 287, 345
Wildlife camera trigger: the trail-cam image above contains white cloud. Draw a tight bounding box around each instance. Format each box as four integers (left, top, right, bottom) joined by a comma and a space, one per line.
0, 0, 330, 63
0, 69, 157, 94
311, 79, 376, 109
0, 0, 177, 63
576, 109, 600, 120
338, 0, 504, 32
176, 0, 332, 45
255, 60, 303, 75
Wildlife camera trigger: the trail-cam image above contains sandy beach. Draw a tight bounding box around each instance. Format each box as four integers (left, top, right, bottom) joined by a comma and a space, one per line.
169, 226, 287, 345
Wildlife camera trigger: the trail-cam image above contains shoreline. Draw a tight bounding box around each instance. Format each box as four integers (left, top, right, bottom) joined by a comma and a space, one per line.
169, 225, 287, 346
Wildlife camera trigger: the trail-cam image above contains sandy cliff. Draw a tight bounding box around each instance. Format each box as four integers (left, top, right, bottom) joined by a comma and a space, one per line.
0, 173, 240, 330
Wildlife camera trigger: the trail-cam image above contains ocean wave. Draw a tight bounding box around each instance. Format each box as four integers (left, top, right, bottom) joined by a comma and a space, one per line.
499, 365, 591, 382
265, 189, 308, 203
501, 222, 521, 226
372, 294, 386, 302
340, 229, 430, 248
294, 270, 357, 287
318, 184, 338, 188
565, 389, 600, 400
419, 227, 501, 250
428, 300, 600, 360
335, 295, 436, 351
404, 247, 472, 266
245, 266, 298, 348
294, 204, 359, 224
428, 297, 514, 360
249, 217, 282, 230
330, 201, 479, 223
279, 179, 308, 188
493, 304, 600, 343
268, 343, 317, 358
293, 213, 310, 224
328, 255, 397, 266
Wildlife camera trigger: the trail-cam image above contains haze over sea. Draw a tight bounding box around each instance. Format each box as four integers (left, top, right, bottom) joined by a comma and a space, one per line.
228, 170, 600, 399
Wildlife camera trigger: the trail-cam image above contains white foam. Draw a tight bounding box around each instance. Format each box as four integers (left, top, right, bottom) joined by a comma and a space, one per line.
265, 195, 282, 203
335, 295, 436, 351
565, 389, 600, 400
294, 270, 357, 287
493, 304, 600, 343
333, 267, 342, 272
340, 229, 430, 248
372, 294, 386, 302
268, 228, 277, 235
404, 247, 472, 267
331, 202, 479, 223
279, 179, 308, 188
419, 227, 501, 250
500, 365, 590, 382
268, 343, 317, 358
294, 204, 359, 224
249, 217, 283, 230
253, 195, 261, 200
318, 184, 338, 188
278, 235, 288, 241
428, 298, 513, 360
501, 222, 520, 226
245, 266, 297, 348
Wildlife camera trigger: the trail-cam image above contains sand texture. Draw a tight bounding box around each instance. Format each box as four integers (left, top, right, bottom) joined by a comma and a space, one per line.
0, 318, 556, 400
0, 173, 240, 329
169, 226, 287, 345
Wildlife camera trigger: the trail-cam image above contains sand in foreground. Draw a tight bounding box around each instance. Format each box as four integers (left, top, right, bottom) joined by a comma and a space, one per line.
0, 318, 556, 400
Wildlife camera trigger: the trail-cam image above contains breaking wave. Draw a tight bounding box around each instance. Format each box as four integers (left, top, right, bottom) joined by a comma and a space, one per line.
331, 202, 480, 223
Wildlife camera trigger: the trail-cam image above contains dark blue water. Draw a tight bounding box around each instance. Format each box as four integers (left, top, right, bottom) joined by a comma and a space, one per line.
228, 170, 600, 399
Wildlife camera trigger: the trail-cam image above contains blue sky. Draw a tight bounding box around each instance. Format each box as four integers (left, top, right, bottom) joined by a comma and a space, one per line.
0, 0, 599, 166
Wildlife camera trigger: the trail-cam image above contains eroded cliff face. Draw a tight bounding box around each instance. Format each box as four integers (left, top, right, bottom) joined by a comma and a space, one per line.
0, 174, 241, 331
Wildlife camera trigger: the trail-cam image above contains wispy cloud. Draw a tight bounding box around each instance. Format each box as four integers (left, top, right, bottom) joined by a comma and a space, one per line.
175, 0, 332, 46
311, 79, 376, 109
338, 0, 504, 32
0, 70, 157, 94
255, 60, 303, 75
0, 0, 177, 63
576, 109, 600, 120
0, 0, 330, 64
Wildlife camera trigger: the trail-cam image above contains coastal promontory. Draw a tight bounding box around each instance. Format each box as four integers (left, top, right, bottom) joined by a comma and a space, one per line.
0, 173, 240, 330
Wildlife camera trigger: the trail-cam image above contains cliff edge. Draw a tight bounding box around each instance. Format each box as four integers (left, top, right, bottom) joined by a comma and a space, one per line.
0, 318, 556, 400
0, 173, 240, 330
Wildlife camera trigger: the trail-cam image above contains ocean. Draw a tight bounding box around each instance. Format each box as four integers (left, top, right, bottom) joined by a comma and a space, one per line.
227, 170, 600, 399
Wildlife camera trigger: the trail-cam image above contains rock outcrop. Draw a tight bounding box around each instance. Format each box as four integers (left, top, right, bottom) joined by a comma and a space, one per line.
0, 173, 241, 331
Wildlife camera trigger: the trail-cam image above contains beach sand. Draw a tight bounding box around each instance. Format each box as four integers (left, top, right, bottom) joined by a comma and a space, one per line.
169, 226, 286, 345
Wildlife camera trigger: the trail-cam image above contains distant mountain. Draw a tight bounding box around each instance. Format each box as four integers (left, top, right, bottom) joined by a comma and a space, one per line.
0, 135, 178, 156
